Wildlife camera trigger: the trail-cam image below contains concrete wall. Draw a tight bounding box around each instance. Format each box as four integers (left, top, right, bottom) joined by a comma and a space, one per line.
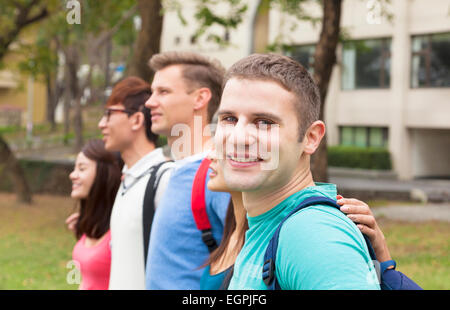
411, 129, 450, 177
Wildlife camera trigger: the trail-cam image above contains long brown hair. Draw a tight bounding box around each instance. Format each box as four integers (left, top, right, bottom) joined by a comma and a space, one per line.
203, 199, 249, 269
75, 139, 123, 240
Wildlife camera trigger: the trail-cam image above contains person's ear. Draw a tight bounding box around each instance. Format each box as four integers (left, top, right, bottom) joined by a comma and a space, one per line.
302, 120, 326, 155
193, 87, 212, 111
130, 111, 145, 131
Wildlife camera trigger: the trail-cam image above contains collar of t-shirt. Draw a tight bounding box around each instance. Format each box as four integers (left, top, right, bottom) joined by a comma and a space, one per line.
121, 148, 166, 188
246, 183, 337, 227
170, 150, 211, 173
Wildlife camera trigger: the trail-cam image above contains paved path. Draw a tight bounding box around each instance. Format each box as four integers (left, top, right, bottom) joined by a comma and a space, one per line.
372, 203, 450, 222
331, 175, 450, 202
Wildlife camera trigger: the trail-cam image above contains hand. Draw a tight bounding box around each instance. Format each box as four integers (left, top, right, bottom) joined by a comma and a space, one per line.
336, 195, 392, 262
65, 212, 80, 233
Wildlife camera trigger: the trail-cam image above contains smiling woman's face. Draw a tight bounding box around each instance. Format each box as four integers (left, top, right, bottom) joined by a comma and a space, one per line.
206, 150, 230, 193
69, 152, 97, 199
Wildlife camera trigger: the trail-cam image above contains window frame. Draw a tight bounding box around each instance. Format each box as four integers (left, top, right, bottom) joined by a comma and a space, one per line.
339, 126, 389, 148
341, 37, 392, 90
411, 31, 450, 88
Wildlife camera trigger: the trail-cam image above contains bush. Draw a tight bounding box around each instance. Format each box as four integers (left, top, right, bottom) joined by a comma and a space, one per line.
328, 145, 392, 170
0, 159, 73, 195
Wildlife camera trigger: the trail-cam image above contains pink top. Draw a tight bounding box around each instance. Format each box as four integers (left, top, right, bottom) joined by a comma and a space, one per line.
72, 230, 111, 290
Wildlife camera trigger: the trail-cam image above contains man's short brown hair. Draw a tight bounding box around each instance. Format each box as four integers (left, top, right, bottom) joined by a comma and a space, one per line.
106, 76, 158, 144
149, 51, 225, 123
224, 53, 321, 141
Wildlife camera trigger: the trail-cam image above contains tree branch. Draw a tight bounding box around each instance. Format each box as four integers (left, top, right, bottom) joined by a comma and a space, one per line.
97, 4, 138, 48
23, 7, 49, 26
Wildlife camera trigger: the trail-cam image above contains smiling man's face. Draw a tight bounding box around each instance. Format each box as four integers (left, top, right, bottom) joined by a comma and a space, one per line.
145, 65, 196, 136
215, 78, 305, 193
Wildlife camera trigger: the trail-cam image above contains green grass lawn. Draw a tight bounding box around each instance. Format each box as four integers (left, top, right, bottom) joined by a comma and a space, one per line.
0, 193, 77, 290
377, 217, 450, 290
0, 193, 448, 289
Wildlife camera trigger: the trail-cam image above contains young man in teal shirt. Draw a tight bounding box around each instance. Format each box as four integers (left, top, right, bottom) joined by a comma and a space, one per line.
214, 54, 380, 290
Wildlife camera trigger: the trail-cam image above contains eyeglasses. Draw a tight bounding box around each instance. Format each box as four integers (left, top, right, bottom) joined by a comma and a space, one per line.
102, 108, 137, 122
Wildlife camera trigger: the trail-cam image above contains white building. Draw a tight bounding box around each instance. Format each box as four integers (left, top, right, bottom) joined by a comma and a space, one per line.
160, 0, 450, 180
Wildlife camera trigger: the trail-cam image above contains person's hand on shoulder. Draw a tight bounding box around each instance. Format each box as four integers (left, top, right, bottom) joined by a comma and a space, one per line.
336, 195, 392, 263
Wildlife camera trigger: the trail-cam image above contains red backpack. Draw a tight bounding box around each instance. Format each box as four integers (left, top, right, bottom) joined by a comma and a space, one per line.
191, 157, 218, 253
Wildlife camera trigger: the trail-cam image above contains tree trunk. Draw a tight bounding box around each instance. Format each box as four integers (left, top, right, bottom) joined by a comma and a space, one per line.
103, 36, 112, 103
127, 0, 164, 82
63, 45, 84, 151
0, 136, 32, 204
45, 71, 58, 131
63, 79, 71, 141
311, 0, 342, 182
0, 1, 50, 204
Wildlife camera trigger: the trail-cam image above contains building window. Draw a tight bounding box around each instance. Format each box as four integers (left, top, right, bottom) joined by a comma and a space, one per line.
339, 126, 388, 148
285, 44, 315, 72
342, 38, 391, 90
411, 32, 450, 88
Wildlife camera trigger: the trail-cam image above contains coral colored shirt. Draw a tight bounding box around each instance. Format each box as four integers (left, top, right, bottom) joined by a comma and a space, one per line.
72, 230, 111, 290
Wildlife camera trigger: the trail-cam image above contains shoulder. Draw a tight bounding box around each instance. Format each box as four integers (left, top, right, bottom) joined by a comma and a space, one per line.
279, 205, 363, 252
285, 204, 355, 233
170, 156, 203, 177
276, 205, 377, 289
154, 160, 175, 178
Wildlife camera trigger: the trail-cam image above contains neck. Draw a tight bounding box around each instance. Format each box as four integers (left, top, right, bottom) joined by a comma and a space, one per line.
230, 191, 246, 233
243, 156, 315, 217
167, 115, 213, 160
121, 137, 156, 168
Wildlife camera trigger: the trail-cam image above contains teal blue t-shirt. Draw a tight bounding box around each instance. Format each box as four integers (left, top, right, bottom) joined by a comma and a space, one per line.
200, 265, 233, 290
228, 183, 380, 290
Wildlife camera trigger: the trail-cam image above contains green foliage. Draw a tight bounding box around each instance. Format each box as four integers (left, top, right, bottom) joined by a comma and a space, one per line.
156, 135, 168, 148
16, 29, 59, 81
328, 145, 392, 170
0, 159, 73, 195
14, 0, 137, 79
167, 0, 248, 47
0, 125, 21, 135
168, 0, 393, 52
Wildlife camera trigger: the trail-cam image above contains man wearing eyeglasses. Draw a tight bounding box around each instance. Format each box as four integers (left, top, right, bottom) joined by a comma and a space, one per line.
100, 76, 175, 290
67, 76, 174, 290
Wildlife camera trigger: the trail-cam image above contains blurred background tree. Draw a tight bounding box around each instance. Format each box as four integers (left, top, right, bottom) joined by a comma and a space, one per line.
127, 0, 164, 82
0, 0, 58, 203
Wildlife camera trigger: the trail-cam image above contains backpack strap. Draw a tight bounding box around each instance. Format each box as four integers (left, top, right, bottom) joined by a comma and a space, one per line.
219, 265, 235, 290
143, 160, 173, 268
262, 196, 377, 290
191, 157, 218, 253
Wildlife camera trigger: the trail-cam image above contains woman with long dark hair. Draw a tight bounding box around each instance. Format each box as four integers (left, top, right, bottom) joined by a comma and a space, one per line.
69, 139, 122, 290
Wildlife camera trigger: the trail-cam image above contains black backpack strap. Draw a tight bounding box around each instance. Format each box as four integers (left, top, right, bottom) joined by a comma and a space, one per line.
219, 265, 235, 290
142, 160, 173, 268
262, 196, 378, 290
